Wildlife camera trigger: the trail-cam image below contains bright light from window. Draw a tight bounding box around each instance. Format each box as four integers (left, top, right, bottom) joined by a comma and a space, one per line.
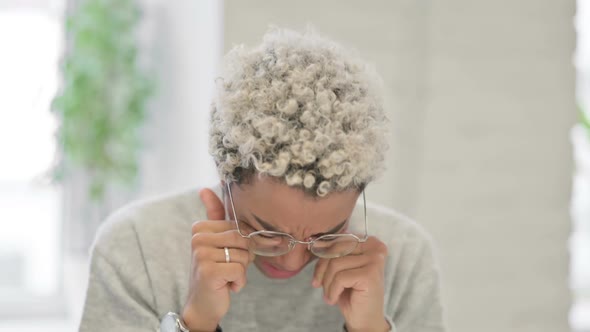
571, 0, 590, 330
0, 9, 61, 299
0, 10, 59, 181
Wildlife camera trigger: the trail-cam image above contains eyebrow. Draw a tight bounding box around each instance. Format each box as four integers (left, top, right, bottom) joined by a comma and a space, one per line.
251, 214, 348, 237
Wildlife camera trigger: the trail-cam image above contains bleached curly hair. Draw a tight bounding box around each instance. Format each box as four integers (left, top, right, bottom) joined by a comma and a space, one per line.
209, 27, 389, 197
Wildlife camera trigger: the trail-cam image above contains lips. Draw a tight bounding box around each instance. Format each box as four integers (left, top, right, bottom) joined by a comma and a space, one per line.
260, 261, 303, 279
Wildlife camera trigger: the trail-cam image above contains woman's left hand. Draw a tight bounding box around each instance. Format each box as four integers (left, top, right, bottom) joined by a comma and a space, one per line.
312, 236, 390, 332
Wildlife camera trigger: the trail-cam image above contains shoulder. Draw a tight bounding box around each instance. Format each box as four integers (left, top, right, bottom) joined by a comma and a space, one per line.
93, 188, 219, 272
365, 201, 440, 286
365, 201, 435, 254
88, 187, 218, 313
365, 204, 445, 329
91, 187, 212, 264
81, 189, 214, 329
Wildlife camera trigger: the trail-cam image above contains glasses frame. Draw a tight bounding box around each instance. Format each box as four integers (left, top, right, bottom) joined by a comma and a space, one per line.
224, 181, 369, 258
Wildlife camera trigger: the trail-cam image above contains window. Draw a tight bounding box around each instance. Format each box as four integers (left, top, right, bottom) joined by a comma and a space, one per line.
0, 4, 64, 318
571, 0, 590, 330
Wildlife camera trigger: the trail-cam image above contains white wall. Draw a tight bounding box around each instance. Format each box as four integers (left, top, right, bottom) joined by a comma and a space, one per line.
417, 2, 575, 331
138, 0, 222, 198
571, 1, 590, 330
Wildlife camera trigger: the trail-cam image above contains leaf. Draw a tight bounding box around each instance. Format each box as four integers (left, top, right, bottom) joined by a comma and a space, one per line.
581, 105, 590, 133
50, 0, 154, 203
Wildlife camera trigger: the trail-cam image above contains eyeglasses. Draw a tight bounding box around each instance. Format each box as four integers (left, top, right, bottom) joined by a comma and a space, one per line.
224, 182, 369, 259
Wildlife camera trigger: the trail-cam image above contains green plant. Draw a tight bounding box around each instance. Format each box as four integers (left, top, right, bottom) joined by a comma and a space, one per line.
581, 105, 590, 137
52, 0, 152, 200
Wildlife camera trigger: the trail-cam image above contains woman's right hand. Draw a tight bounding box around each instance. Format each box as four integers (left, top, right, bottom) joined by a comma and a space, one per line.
182, 188, 254, 332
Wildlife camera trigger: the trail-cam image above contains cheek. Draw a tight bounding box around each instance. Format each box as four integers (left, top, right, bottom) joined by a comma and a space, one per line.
255, 255, 266, 263
254, 255, 274, 266
255, 255, 284, 264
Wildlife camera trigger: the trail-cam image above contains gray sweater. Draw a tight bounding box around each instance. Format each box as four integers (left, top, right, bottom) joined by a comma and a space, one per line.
79, 186, 445, 332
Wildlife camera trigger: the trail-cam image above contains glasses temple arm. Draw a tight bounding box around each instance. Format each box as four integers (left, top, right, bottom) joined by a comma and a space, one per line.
362, 190, 369, 239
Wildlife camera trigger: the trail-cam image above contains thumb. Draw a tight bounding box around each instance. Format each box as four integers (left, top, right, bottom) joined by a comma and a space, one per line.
199, 188, 225, 220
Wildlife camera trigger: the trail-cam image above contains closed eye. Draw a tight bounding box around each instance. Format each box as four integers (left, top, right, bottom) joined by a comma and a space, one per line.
257, 232, 277, 239
315, 234, 343, 242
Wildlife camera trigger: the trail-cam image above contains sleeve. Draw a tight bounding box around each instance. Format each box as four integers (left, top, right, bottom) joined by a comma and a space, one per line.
385, 231, 446, 332
79, 216, 160, 332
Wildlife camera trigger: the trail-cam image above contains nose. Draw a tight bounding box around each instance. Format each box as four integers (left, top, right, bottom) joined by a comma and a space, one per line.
274, 241, 311, 271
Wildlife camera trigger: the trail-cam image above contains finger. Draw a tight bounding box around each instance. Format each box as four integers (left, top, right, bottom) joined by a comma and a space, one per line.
219, 263, 248, 293
313, 238, 370, 287
191, 229, 250, 251
313, 258, 329, 288
350, 236, 388, 256
192, 219, 236, 235
322, 254, 372, 297
222, 247, 256, 264
313, 240, 362, 287
313, 236, 387, 288
326, 267, 367, 305
200, 188, 225, 220
192, 246, 253, 268
200, 261, 247, 293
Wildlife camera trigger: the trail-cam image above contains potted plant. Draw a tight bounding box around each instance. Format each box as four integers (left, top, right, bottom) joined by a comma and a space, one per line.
51, 0, 153, 251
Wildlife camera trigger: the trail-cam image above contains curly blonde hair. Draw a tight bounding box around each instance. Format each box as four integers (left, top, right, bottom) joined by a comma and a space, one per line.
209, 27, 389, 197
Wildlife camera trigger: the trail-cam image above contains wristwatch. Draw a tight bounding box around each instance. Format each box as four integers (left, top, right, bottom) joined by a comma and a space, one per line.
159, 312, 222, 332
160, 312, 190, 332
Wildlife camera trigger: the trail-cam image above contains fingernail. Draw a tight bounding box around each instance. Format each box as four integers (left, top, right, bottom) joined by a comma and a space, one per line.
312, 279, 319, 288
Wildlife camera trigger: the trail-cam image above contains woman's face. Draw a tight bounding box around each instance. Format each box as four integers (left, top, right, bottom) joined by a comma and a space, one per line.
226, 176, 360, 279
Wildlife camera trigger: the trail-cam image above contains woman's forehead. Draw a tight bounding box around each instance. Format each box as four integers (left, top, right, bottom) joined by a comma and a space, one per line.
249, 210, 348, 236
232, 177, 359, 210
231, 178, 359, 230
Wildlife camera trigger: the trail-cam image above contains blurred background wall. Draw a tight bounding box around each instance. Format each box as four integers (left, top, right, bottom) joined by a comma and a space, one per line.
137, 0, 220, 198
0, 0, 581, 331
223, 1, 576, 331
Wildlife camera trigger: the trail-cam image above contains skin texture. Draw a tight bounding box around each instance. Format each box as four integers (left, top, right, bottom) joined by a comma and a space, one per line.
183, 176, 390, 332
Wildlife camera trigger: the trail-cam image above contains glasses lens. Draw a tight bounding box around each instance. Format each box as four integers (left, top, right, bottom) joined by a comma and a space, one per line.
249, 232, 292, 257
311, 234, 359, 258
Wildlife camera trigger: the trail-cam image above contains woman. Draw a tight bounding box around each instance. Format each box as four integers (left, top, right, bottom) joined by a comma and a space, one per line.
80, 27, 445, 332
